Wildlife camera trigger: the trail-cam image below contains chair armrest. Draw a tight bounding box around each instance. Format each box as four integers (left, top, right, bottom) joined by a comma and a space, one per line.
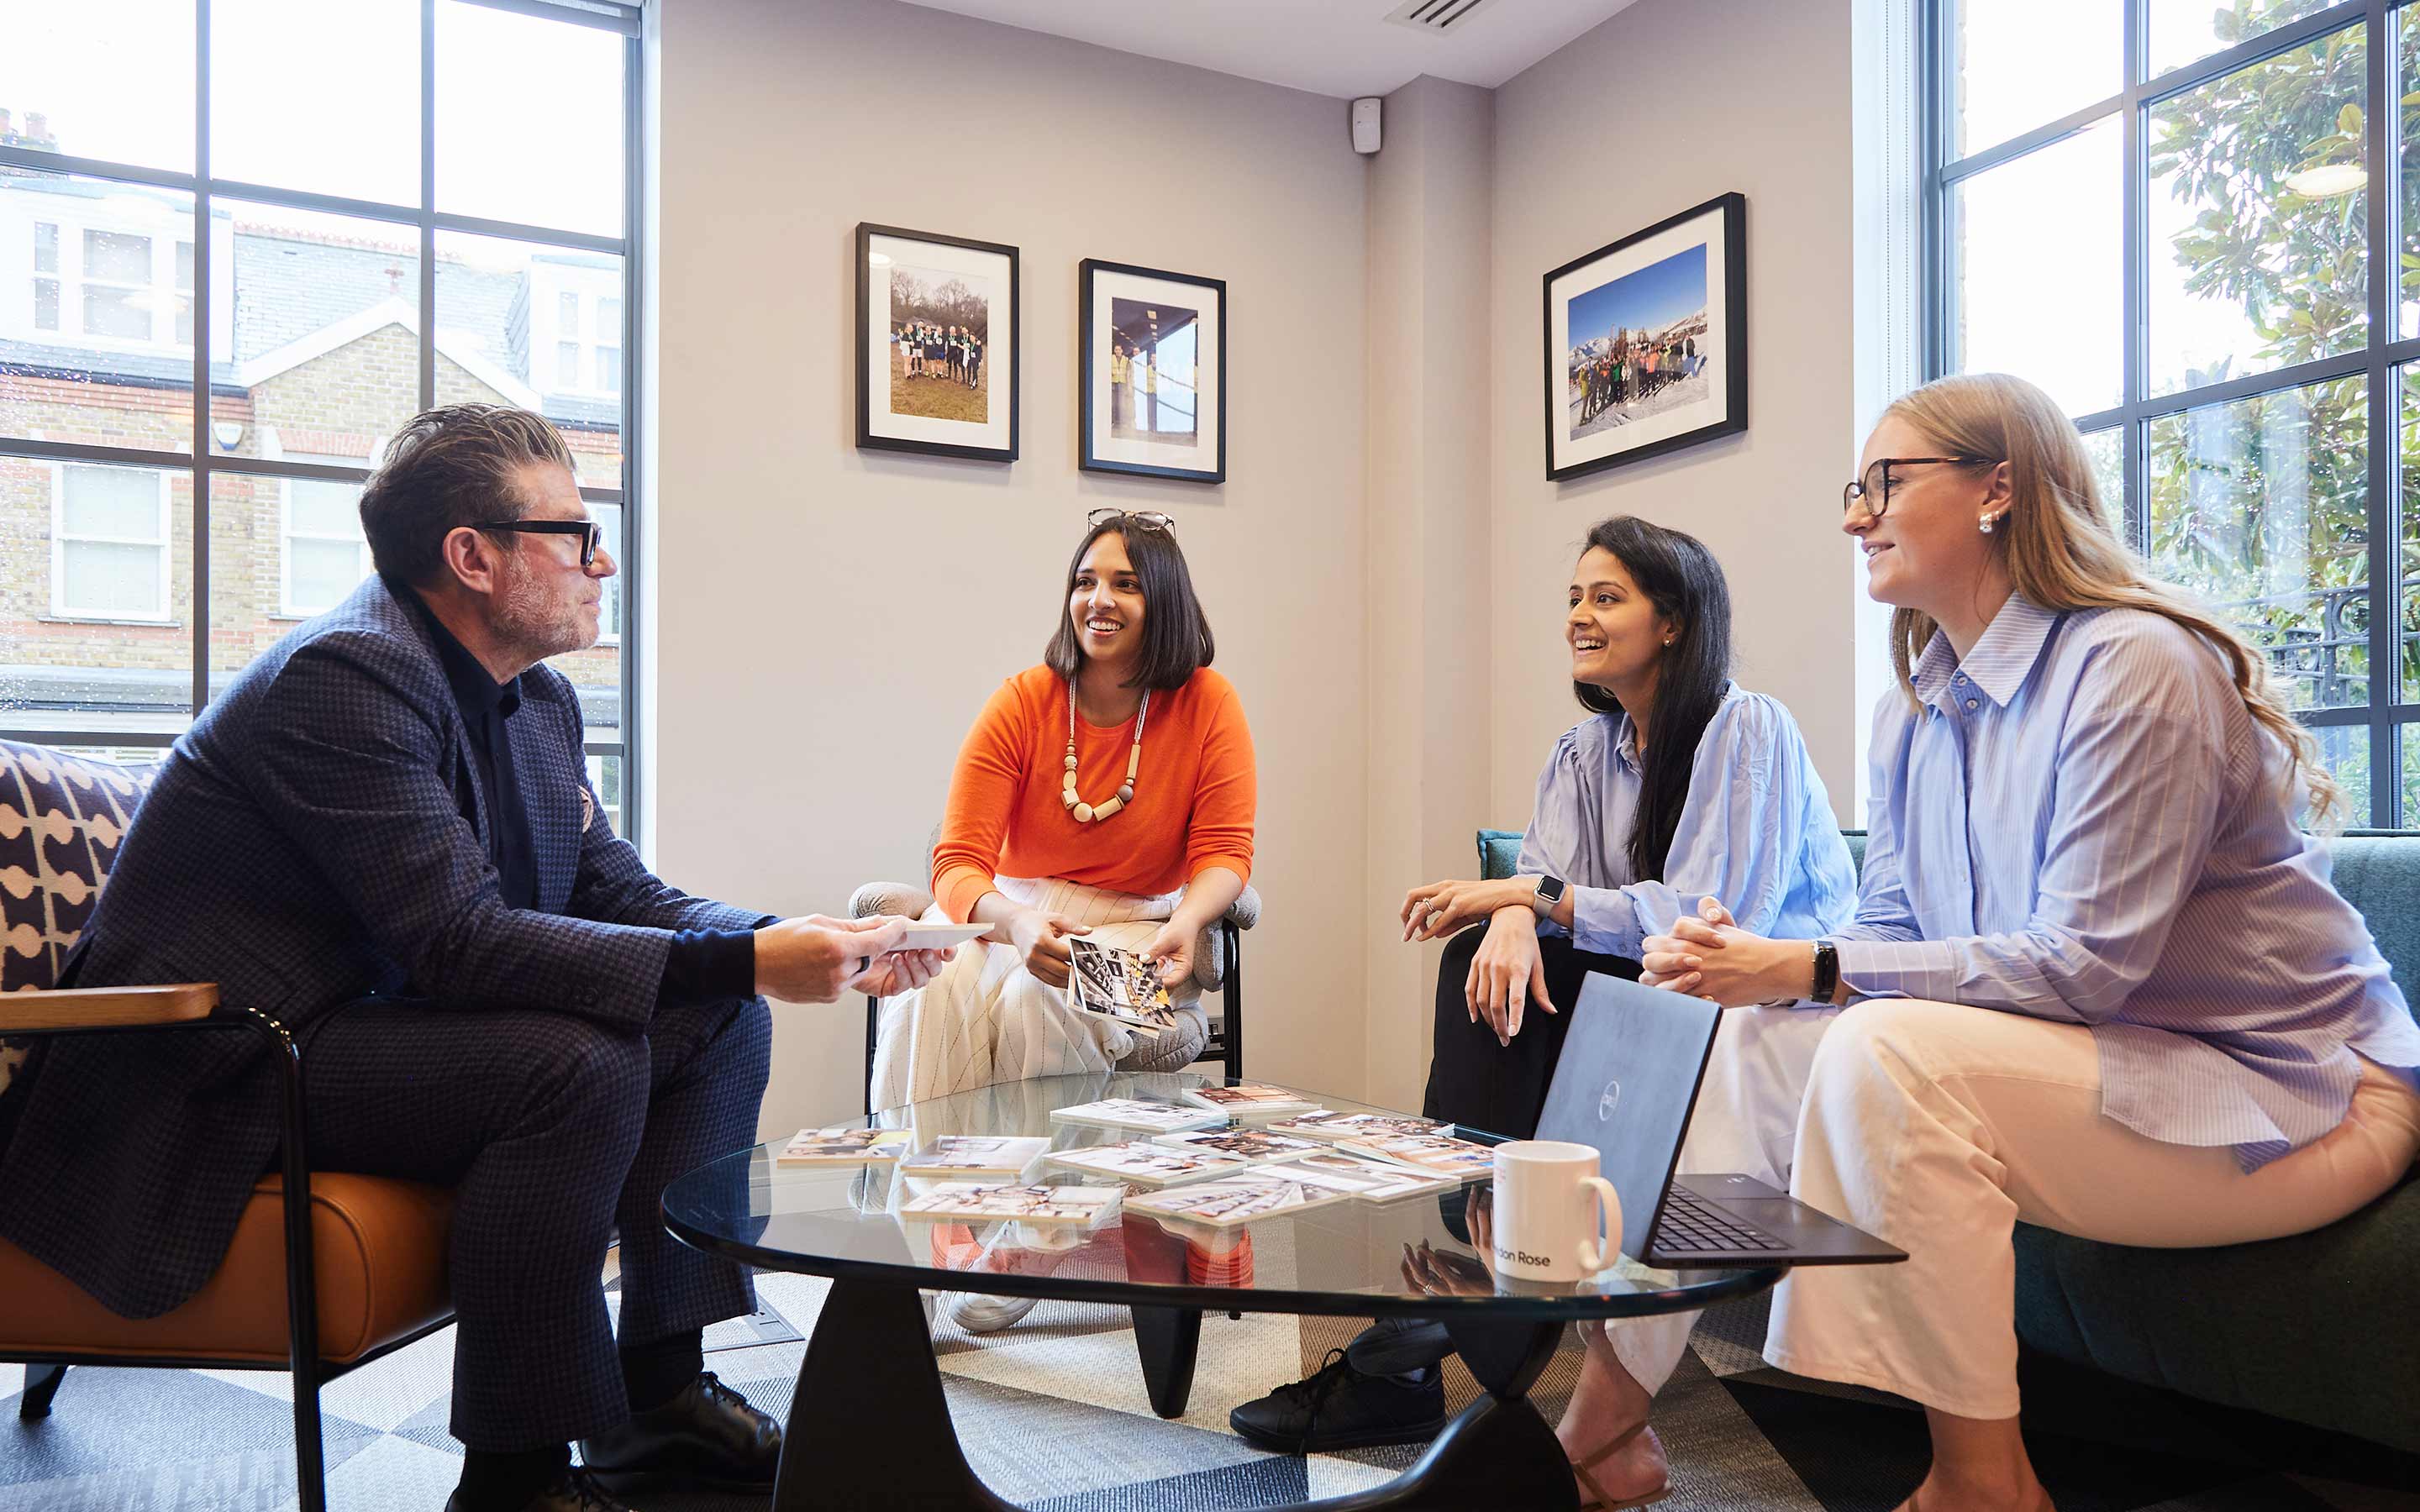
1223, 885, 1261, 932
850, 881, 937, 921
0, 983, 219, 1032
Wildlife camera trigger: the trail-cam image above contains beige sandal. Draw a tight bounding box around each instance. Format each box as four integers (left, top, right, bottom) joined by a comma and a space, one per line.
1570, 1420, 1671, 1510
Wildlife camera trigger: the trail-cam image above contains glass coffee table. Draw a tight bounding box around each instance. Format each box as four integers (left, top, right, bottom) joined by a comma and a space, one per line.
662, 1071, 1785, 1511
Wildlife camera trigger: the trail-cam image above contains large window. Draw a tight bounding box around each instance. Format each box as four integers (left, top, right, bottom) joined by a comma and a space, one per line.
1927, 0, 2420, 826
0, 0, 644, 837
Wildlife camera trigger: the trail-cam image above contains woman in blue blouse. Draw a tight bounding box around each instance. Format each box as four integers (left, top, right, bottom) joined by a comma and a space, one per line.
1228, 515, 1860, 1473
1634, 374, 2420, 1512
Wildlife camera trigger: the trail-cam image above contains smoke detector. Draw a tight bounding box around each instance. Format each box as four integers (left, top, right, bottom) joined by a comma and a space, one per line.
1385, 0, 1497, 34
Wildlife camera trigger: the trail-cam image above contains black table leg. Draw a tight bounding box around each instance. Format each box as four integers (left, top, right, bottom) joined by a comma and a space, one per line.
1130, 1305, 1201, 1419
775, 1278, 1015, 1511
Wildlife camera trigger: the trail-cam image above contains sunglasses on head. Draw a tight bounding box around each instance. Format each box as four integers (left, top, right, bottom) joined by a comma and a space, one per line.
1086, 507, 1175, 535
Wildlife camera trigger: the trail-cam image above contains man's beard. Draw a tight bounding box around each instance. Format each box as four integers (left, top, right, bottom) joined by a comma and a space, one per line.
493, 556, 596, 666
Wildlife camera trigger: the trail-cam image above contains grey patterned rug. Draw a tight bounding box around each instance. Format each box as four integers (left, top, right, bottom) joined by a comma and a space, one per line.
3, 1249, 2413, 1510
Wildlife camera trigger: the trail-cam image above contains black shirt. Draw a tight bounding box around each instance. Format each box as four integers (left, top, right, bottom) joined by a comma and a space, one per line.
397, 580, 757, 1007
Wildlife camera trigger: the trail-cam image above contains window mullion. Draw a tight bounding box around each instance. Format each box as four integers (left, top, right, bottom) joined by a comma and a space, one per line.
191, 0, 213, 719
2371, 0, 2401, 825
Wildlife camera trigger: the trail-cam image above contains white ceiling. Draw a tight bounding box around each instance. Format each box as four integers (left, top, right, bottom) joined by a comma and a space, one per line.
889, 0, 1644, 99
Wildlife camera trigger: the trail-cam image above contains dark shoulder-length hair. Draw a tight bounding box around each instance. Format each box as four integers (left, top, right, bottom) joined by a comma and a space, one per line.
1043, 517, 1216, 691
1570, 516, 1733, 882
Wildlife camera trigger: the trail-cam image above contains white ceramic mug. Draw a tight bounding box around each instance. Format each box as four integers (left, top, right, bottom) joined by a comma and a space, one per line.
1489, 1139, 1621, 1284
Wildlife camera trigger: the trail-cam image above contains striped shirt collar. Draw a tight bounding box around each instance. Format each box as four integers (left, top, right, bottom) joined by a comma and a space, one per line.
1912, 595, 2062, 711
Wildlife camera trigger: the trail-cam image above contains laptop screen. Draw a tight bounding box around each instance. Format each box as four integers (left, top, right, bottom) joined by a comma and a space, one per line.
1533, 972, 1723, 1262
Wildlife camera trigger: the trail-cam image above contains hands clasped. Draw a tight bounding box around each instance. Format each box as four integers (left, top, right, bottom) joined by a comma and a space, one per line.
1640, 897, 1808, 1007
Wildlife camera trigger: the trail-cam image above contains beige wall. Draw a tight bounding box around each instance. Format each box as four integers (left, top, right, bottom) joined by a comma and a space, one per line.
1362, 76, 1495, 1110
1486, 0, 1864, 829
653, 0, 1374, 1137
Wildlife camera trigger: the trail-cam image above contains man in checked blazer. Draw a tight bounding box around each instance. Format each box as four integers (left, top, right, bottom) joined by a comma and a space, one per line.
0, 405, 950, 1512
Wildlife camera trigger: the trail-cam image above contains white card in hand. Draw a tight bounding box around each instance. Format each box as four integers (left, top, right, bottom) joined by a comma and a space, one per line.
893, 921, 992, 948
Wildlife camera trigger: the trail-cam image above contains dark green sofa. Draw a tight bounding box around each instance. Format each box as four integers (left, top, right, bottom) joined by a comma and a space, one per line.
1478, 827, 2420, 1453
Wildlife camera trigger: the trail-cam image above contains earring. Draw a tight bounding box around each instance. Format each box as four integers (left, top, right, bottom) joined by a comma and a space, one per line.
1663, 637, 1675, 647
1980, 516, 1997, 534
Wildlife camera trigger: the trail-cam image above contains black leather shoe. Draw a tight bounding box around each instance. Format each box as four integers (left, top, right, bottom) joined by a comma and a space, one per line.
577, 1370, 781, 1493
444, 1465, 633, 1512
1228, 1347, 1447, 1452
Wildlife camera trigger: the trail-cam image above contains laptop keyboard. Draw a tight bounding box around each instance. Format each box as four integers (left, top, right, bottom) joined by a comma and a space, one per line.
1652, 1186, 1791, 1253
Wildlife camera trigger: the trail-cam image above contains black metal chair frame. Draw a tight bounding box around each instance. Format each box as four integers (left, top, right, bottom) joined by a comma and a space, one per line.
3, 1008, 456, 1512
864, 916, 1244, 1116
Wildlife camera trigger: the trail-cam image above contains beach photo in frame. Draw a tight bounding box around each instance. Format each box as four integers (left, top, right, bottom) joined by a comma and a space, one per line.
1544, 192, 1745, 481
1080, 259, 1225, 483
856, 223, 1019, 462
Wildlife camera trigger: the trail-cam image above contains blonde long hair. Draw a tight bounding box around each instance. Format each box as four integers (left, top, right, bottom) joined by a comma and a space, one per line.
1883, 372, 2342, 831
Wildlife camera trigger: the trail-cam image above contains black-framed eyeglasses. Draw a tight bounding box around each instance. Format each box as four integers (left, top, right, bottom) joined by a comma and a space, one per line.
1842, 456, 1993, 521
470, 518, 605, 566
1087, 507, 1176, 535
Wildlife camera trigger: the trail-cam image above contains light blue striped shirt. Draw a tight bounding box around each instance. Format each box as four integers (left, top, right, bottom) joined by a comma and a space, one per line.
1837, 596, 2420, 1170
1517, 685, 1859, 960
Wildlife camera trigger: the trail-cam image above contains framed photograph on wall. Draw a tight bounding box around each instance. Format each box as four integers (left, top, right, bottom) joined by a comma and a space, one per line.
857, 223, 1018, 462
1080, 260, 1225, 483
1543, 192, 1745, 482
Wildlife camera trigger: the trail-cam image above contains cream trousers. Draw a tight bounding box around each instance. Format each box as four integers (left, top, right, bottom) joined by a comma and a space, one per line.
1604, 1000, 2420, 1416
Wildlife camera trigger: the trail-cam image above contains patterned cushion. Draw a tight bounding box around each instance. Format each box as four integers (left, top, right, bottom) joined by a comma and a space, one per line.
1, 740, 158, 1094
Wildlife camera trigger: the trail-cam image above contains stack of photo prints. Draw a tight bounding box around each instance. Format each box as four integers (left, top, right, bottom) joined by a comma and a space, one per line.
776, 1126, 913, 1165
1068, 938, 1182, 1039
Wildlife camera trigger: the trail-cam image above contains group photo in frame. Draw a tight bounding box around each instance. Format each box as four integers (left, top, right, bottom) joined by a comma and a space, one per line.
1079, 259, 1226, 483
856, 222, 1020, 462
1543, 192, 1746, 481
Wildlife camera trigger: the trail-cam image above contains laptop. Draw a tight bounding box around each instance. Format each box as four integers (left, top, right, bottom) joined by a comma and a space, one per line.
1534, 972, 1906, 1268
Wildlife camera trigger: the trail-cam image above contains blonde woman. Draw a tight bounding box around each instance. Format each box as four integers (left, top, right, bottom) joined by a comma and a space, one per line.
1565, 373, 2420, 1512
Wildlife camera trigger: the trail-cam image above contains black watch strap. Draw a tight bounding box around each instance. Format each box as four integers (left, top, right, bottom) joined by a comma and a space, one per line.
1812, 939, 1840, 1001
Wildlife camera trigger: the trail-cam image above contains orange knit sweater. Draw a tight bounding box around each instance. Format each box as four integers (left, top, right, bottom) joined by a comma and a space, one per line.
932, 664, 1256, 922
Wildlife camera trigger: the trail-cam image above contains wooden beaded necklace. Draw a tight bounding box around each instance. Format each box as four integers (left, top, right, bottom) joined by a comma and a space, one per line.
1062, 680, 1149, 824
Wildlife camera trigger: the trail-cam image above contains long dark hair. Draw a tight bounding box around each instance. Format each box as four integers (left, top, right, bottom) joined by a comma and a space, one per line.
1042, 517, 1215, 691
1570, 517, 1733, 880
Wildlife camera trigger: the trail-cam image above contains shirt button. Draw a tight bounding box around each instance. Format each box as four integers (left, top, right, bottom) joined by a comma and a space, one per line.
1965, 699, 1979, 711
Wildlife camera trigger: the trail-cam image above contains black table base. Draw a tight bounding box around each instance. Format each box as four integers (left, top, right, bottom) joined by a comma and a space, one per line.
775, 1278, 1583, 1511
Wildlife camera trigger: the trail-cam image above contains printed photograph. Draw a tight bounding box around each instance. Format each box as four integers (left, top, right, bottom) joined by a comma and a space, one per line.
886, 263, 992, 425
899, 1135, 1050, 1176
1268, 1110, 1448, 1142
1046, 1140, 1247, 1188
1341, 1132, 1497, 1180
1291, 1150, 1460, 1200
776, 1126, 910, 1164
1543, 192, 1746, 481
1080, 259, 1226, 483
1106, 297, 1198, 447
1050, 1097, 1228, 1132
1184, 1082, 1316, 1110
856, 223, 1018, 463
1156, 1127, 1319, 1163
900, 1182, 1121, 1226
1068, 938, 1176, 1034
1564, 244, 1711, 444
1124, 1173, 1349, 1227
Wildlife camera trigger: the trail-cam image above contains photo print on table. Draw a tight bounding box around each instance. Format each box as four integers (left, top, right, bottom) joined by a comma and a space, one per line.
776, 1126, 911, 1165
1338, 1131, 1499, 1181
899, 1182, 1122, 1226
1265, 1110, 1451, 1142
1544, 192, 1745, 481
856, 223, 1018, 462
1080, 259, 1225, 483
1180, 1082, 1319, 1115
1123, 1172, 1355, 1228
1153, 1126, 1322, 1164
898, 1134, 1052, 1178
1049, 1097, 1229, 1133
1045, 1139, 1249, 1188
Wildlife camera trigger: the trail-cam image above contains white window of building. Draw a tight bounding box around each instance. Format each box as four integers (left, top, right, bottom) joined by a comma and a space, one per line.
279, 458, 374, 617
32, 221, 59, 331
52, 463, 171, 622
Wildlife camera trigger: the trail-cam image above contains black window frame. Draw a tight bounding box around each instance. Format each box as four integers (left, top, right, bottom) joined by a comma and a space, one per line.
0, 0, 648, 842
1923, 0, 2414, 826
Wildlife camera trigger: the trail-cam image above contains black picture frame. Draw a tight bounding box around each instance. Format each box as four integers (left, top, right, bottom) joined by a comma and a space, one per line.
1542, 192, 1746, 482
855, 222, 1020, 463
1079, 259, 1226, 484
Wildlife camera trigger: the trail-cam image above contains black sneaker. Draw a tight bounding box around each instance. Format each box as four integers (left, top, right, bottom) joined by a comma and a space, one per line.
1228, 1347, 1447, 1453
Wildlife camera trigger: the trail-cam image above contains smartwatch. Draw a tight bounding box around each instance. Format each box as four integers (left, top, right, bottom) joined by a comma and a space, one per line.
1530, 875, 1568, 918
1811, 939, 1840, 1002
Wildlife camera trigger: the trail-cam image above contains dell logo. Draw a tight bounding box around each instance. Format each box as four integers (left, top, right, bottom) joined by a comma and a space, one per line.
1597, 1079, 1622, 1121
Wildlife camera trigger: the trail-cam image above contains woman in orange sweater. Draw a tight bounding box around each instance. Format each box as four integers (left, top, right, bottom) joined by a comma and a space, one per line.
869, 508, 1256, 1115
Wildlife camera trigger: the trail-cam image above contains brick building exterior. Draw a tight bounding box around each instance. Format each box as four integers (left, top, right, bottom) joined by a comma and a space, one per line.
0, 148, 627, 790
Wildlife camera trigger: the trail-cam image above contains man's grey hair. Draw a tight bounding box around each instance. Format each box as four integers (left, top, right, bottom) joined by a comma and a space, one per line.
358, 404, 577, 585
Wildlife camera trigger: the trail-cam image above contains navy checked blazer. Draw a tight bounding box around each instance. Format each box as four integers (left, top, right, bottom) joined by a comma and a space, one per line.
0, 575, 761, 1319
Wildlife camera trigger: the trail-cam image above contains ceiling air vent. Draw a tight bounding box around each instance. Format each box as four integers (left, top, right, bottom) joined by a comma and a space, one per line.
1386, 0, 1497, 34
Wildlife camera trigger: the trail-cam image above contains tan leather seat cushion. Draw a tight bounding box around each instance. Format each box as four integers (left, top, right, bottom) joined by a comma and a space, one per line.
0, 1173, 453, 1365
